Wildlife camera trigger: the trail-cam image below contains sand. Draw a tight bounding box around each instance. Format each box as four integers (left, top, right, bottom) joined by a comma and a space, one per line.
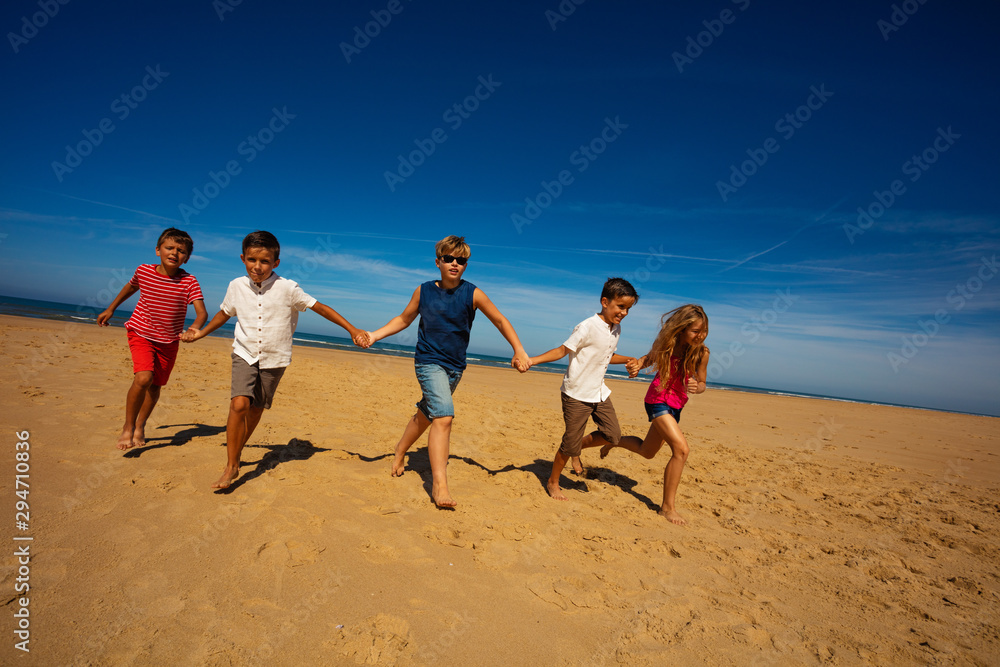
1, 314, 998, 665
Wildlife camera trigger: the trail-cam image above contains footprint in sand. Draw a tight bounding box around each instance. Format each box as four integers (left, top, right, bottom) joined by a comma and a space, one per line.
328, 613, 412, 664
525, 574, 605, 611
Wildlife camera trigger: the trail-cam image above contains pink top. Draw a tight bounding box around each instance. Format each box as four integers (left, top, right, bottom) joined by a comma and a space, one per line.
644, 355, 688, 410
124, 264, 204, 344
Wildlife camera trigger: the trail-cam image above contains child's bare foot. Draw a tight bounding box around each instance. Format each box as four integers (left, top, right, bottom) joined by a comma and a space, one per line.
658, 508, 686, 525
571, 456, 584, 475
432, 483, 456, 508
116, 428, 135, 451
131, 427, 147, 449
212, 465, 239, 489
599, 443, 614, 459
546, 482, 568, 501
390, 447, 406, 477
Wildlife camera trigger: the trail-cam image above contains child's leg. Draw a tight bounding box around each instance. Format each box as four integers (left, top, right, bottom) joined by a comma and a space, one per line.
213, 395, 253, 489
407, 364, 462, 506
548, 394, 590, 500
390, 411, 432, 477
427, 416, 455, 507
131, 384, 161, 448
547, 450, 571, 500
599, 430, 663, 459
656, 417, 690, 525
117, 371, 154, 450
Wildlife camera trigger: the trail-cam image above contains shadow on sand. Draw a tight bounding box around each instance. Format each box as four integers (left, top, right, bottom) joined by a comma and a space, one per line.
123, 423, 227, 458
344, 449, 658, 511
215, 438, 330, 494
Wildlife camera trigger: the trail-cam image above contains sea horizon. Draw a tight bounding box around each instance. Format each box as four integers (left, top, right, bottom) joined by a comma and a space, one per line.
2, 293, 996, 420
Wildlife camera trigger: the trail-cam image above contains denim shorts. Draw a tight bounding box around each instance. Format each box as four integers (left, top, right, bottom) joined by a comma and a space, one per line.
644, 401, 681, 423
415, 363, 463, 419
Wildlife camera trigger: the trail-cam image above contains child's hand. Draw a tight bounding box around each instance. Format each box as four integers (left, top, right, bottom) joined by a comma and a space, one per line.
626, 357, 640, 378
353, 331, 372, 349
180, 328, 200, 343
686, 377, 705, 393
512, 353, 531, 373
96, 310, 113, 327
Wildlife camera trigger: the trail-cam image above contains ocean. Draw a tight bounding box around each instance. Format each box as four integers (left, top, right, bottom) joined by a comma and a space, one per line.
1, 294, 988, 417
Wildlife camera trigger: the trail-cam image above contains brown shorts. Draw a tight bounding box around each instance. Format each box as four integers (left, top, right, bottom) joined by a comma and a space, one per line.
231, 353, 286, 410
559, 392, 621, 457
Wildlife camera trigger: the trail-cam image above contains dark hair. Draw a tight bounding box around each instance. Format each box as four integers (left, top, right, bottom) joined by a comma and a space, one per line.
242, 230, 280, 260
602, 277, 639, 302
157, 227, 194, 254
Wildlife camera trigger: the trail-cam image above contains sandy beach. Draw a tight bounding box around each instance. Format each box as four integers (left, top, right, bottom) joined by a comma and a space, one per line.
1, 314, 998, 665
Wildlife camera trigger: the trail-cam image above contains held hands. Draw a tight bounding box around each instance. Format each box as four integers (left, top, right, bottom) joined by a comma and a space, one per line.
352, 330, 373, 349
180, 327, 201, 343
625, 356, 642, 377
512, 352, 532, 373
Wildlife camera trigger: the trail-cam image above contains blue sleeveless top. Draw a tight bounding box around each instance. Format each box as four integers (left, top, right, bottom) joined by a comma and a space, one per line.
415, 280, 477, 372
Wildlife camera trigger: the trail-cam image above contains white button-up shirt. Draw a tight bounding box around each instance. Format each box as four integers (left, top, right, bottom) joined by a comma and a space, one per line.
220, 273, 316, 369
560, 313, 620, 403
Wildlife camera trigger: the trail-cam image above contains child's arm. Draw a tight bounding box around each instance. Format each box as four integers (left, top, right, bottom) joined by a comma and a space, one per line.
188, 299, 208, 335
529, 345, 569, 366
181, 310, 231, 343
686, 348, 710, 395
310, 301, 363, 342
610, 353, 640, 378
625, 353, 652, 377
472, 288, 530, 372
366, 287, 421, 344
96, 283, 139, 326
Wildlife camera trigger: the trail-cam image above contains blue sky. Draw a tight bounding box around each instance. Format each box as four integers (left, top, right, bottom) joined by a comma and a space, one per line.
2, 0, 998, 416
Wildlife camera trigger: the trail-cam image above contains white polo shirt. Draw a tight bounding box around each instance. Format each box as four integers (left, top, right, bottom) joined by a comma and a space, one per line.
560, 313, 620, 403
220, 273, 317, 369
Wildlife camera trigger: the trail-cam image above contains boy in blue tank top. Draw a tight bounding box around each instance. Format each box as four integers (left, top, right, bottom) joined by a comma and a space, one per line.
360, 236, 530, 508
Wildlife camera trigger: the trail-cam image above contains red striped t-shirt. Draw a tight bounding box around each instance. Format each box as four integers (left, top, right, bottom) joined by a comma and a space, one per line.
124, 264, 204, 343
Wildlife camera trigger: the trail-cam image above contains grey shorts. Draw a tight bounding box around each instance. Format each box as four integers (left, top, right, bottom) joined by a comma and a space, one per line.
559, 392, 622, 457
231, 353, 286, 410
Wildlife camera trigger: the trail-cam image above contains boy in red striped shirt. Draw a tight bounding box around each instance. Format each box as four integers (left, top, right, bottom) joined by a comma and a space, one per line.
98, 228, 208, 450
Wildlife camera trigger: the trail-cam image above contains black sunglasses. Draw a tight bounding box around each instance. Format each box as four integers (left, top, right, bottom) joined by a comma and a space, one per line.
438, 254, 468, 265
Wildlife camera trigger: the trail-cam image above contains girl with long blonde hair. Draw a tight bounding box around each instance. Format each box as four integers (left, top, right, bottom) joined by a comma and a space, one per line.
600, 304, 709, 525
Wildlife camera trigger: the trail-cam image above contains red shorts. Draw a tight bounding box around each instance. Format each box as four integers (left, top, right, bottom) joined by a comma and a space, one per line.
127, 330, 179, 386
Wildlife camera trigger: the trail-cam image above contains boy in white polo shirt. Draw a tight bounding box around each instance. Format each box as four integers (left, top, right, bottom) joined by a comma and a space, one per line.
183, 231, 366, 490
527, 278, 639, 500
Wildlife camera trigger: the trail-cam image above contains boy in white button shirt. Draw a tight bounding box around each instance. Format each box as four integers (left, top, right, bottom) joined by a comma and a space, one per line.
183, 231, 365, 490
527, 278, 639, 500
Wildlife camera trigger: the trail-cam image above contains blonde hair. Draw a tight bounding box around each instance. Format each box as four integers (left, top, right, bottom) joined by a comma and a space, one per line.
647, 304, 709, 386
435, 235, 470, 258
